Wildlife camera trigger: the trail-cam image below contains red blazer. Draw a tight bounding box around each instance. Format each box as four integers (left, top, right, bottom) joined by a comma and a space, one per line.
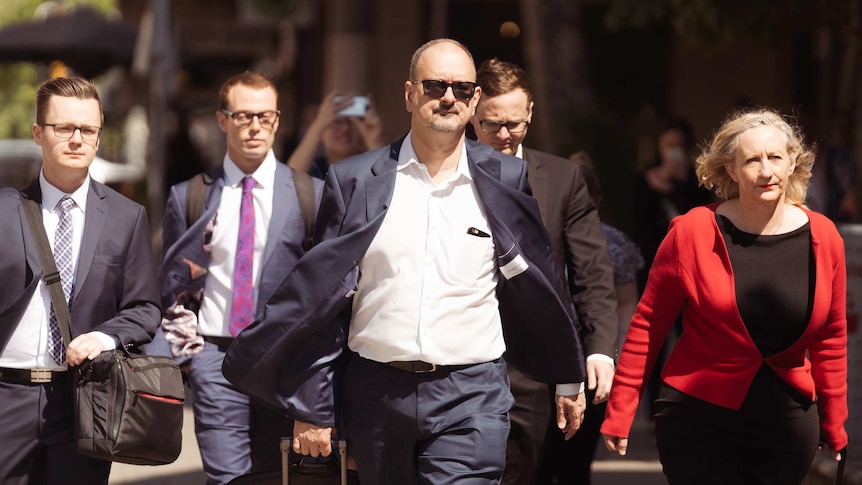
601, 204, 848, 451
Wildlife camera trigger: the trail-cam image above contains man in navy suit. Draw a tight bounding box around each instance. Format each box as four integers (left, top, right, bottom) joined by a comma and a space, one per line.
156, 71, 323, 484
223, 40, 586, 484
0, 77, 161, 484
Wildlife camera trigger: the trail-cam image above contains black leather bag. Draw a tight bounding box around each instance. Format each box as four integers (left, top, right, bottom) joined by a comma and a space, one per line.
74, 348, 185, 465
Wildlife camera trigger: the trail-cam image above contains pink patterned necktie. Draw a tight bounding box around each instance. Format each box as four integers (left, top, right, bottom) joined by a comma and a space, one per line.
229, 177, 256, 336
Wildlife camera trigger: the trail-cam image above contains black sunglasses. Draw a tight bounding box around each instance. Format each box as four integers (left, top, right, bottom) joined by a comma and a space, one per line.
413, 80, 479, 101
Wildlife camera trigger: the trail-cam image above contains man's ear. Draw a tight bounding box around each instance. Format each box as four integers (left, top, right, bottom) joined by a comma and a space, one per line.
404, 81, 414, 113
32, 123, 43, 146
526, 101, 535, 123
216, 111, 228, 133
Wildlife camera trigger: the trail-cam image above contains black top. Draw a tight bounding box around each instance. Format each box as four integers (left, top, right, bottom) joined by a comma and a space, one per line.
717, 215, 814, 357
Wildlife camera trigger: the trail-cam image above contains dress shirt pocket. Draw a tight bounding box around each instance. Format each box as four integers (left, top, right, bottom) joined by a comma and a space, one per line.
450, 230, 494, 285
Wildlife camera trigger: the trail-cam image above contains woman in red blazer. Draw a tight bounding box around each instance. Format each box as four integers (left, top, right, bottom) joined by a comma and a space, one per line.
601, 109, 848, 484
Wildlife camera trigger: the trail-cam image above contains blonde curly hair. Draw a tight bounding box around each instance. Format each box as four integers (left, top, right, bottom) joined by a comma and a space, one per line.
695, 109, 814, 204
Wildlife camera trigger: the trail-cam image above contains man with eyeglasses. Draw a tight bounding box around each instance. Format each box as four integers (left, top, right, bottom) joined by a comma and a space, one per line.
469, 58, 617, 485
0, 77, 161, 484
154, 71, 323, 484
223, 39, 587, 484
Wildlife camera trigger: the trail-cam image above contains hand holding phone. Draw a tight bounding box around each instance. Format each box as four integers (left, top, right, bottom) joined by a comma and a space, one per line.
336, 96, 370, 117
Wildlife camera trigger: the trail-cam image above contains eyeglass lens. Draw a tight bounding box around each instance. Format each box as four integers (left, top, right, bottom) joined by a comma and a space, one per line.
50, 124, 101, 141
226, 110, 280, 126
420, 80, 477, 100
480, 121, 528, 134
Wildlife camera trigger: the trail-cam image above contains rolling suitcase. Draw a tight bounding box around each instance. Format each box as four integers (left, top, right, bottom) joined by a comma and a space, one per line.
280, 438, 352, 485
227, 438, 357, 485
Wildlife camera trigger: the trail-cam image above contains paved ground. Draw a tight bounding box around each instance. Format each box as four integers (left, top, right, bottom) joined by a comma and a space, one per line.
109, 394, 668, 485
108, 393, 838, 485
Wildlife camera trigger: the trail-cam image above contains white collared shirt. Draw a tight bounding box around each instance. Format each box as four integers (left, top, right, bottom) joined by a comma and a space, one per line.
197, 151, 277, 337
348, 133, 506, 365
0, 172, 113, 370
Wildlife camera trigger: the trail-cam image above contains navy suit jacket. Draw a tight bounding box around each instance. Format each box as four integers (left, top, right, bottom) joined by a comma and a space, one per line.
155, 161, 323, 361
223, 138, 585, 426
0, 179, 160, 353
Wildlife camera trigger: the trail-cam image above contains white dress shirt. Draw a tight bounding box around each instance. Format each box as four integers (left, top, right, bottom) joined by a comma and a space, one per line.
197, 152, 276, 337
0, 172, 113, 370
349, 134, 506, 365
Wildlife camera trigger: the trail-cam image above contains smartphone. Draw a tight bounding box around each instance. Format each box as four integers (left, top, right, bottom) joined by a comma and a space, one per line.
337, 96, 370, 117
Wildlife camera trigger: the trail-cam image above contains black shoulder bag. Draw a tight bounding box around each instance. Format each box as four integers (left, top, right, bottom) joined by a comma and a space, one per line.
19, 192, 185, 466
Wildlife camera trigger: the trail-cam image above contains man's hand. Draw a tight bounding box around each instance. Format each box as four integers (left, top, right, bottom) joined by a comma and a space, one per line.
555, 392, 586, 440
587, 360, 615, 404
293, 421, 334, 457
65, 333, 107, 366
603, 434, 628, 456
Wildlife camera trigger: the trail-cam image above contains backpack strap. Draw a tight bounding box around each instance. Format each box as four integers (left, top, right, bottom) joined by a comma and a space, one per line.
184, 172, 212, 228
290, 167, 316, 251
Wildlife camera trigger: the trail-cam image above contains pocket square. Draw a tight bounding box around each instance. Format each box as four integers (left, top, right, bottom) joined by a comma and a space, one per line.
182, 258, 208, 280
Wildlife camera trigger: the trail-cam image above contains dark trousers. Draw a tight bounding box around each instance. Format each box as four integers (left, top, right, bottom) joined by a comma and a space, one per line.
537, 388, 604, 484
0, 374, 111, 485
655, 366, 819, 485
501, 363, 551, 485
343, 355, 514, 485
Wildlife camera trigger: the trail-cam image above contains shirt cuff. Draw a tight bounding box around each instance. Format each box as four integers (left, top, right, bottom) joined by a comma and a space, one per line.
555, 382, 584, 396
90, 331, 119, 351
586, 353, 615, 366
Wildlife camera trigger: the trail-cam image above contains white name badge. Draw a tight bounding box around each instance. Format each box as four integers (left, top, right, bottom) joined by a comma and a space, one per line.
500, 254, 529, 280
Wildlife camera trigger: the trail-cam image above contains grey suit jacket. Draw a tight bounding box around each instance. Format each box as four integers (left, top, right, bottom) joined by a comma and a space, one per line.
155, 161, 323, 361
524, 148, 617, 357
223, 138, 586, 426
0, 179, 160, 353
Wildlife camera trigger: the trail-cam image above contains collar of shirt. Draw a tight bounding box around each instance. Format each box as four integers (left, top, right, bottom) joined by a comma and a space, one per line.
39, 170, 89, 213
514, 143, 525, 160
398, 131, 472, 183
222, 150, 277, 189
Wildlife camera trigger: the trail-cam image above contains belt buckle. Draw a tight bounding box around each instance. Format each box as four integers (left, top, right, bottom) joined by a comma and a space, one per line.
30, 368, 51, 383
414, 362, 437, 373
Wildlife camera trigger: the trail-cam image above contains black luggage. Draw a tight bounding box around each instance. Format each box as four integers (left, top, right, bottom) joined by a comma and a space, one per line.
228, 438, 358, 485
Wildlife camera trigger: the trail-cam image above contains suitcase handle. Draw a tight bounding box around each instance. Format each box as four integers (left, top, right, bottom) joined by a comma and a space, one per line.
280, 438, 348, 485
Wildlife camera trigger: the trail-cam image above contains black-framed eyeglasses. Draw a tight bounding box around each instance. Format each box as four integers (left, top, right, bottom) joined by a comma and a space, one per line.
412, 80, 479, 101
42, 123, 102, 142
479, 120, 530, 134
220, 109, 281, 127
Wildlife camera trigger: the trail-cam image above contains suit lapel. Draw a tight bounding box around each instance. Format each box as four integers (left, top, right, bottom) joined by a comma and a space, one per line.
364, 141, 400, 223
74, 181, 107, 304
261, 163, 292, 269
523, 149, 548, 220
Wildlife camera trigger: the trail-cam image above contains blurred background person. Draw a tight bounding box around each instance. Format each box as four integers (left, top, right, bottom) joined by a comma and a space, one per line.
538, 151, 644, 485
632, 116, 714, 419
602, 109, 848, 484
633, 117, 714, 288
286, 91, 385, 179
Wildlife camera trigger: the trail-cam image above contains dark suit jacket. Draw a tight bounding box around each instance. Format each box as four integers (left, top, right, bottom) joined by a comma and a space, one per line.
156, 161, 323, 359
523, 148, 617, 357
223, 138, 586, 426
0, 179, 160, 353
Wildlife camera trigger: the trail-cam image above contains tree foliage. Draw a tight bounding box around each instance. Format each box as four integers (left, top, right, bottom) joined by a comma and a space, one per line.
0, 0, 117, 140
597, 0, 809, 48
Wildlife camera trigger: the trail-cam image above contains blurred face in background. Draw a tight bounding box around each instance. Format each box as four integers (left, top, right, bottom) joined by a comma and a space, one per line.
322, 117, 363, 162
657, 128, 689, 178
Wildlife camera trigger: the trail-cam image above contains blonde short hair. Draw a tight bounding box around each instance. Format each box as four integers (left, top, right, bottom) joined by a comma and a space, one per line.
695, 109, 814, 204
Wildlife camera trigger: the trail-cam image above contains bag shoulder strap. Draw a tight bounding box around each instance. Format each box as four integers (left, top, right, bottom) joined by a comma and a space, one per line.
18, 192, 72, 348
184, 172, 211, 228
291, 167, 316, 251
